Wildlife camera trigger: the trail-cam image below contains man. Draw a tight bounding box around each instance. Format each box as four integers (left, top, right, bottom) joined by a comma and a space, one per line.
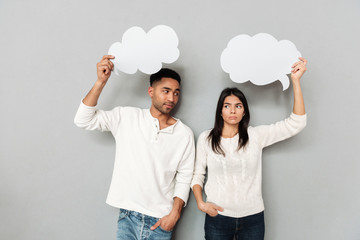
74, 55, 195, 240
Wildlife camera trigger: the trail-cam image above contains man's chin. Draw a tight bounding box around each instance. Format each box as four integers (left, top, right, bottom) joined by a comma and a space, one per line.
162, 108, 173, 114
154, 105, 174, 114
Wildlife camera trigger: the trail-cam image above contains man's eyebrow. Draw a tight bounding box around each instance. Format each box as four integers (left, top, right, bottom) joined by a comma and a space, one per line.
162, 87, 181, 92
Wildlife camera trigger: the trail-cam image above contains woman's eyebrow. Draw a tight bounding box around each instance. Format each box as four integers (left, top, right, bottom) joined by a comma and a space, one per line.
224, 102, 242, 105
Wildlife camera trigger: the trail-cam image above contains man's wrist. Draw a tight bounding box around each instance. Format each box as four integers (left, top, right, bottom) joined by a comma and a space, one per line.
169, 211, 180, 220
169, 207, 181, 219
95, 79, 107, 87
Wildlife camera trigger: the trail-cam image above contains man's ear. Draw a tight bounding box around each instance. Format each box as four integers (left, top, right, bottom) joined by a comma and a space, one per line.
148, 86, 153, 97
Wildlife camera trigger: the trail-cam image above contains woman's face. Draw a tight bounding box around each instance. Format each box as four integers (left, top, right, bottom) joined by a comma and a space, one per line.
222, 95, 245, 127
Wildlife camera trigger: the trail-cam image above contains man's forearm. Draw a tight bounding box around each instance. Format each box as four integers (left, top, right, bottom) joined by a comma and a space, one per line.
83, 79, 106, 107
169, 197, 184, 218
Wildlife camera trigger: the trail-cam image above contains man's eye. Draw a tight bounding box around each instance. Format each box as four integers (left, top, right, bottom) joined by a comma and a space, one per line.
163, 90, 169, 93
174, 92, 179, 96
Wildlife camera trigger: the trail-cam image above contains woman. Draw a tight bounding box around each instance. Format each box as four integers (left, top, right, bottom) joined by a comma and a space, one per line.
191, 58, 308, 240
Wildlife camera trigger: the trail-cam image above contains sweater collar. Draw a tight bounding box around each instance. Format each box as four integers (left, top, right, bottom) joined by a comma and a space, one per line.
146, 109, 179, 134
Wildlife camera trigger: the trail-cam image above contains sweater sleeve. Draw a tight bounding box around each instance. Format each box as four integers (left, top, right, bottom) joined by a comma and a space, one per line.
190, 131, 209, 189
172, 130, 195, 206
74, 100, 121, 135
254, 112, 307, 148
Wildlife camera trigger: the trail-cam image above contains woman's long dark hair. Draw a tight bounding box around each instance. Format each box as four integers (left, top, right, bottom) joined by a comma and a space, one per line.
208, 88, 250, 156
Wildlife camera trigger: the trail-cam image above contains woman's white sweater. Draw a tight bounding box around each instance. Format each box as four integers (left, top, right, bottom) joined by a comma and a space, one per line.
191, 113, 307, 218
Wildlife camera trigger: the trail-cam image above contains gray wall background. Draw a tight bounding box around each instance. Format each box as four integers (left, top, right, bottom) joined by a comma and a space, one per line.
1, 0, 359, 239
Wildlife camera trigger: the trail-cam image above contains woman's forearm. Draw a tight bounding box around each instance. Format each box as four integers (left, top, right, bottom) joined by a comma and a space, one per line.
292, 79, 305, 115
192, 184, 205, 207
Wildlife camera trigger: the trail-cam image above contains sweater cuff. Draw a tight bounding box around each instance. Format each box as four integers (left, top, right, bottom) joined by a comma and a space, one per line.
80, 99, 97, 109
173, 182, 190, 207
290, 112, 307, 120
190, 179, 204, 190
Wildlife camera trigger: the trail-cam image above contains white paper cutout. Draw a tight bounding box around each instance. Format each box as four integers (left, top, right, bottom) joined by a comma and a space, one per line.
108, 25, 179, 75
220, 33, 301, 90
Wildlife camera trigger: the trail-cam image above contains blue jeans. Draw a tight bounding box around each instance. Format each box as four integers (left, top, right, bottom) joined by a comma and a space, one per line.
116, 208, 173, 240
205, 211, 265, 240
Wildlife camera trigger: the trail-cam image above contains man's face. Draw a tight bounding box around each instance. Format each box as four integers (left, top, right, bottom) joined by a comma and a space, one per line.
148, 77, 180, 114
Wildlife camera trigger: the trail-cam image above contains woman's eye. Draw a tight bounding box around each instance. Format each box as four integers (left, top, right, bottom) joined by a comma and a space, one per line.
224, 105, 229, 109
236, 105, 242, 108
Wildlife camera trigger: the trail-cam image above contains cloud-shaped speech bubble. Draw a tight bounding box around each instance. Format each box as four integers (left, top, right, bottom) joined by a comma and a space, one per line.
108, 25, 179, 75
220, 33, 301, 90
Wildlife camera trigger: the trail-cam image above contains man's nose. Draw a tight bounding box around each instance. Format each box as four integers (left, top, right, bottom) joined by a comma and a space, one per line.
167, 94, 174, 102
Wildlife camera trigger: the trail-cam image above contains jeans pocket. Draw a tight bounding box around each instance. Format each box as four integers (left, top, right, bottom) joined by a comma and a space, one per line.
118, 209, 130, 222
159, 225, 173, 233
207, 213, 220, 218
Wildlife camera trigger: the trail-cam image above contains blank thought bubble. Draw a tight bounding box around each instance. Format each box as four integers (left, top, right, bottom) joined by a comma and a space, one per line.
220, 33, 301, 90
108, 25, 179, 75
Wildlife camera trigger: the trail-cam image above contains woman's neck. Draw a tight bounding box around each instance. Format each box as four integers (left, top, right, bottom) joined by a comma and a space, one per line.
222, 123, 239, 138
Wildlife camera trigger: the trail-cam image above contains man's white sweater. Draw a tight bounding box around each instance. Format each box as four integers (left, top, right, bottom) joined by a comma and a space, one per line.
74, 102, 195, 218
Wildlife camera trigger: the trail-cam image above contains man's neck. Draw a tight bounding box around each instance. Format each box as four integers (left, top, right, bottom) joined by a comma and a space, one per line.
150, 106, 176, 130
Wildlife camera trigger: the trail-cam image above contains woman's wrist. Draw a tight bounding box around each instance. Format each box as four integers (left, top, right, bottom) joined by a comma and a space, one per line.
197, 201, 205, 210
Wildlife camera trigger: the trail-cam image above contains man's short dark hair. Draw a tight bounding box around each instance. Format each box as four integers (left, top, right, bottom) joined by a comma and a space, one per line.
150, 68, 181, 86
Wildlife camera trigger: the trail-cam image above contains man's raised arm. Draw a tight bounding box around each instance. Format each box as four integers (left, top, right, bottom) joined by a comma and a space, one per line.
83, 55, 114, 106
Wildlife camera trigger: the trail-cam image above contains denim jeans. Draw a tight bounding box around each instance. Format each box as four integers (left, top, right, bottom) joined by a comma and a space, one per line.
116, 208, 173, 240
204, 211, 265, 240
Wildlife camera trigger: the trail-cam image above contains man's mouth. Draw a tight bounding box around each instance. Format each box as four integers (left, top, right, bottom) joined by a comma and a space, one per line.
164, 103, 174, 108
